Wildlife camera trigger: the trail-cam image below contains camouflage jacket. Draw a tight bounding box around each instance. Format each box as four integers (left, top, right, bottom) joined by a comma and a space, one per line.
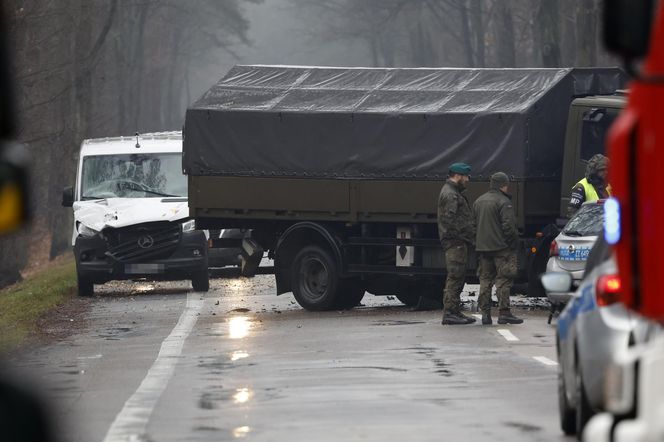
437, 179, 476, 249
473, 189, 519, 252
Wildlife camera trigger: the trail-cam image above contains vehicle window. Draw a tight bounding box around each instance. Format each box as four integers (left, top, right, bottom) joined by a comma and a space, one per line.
81, 152, 186, 199
580, 108, 618, 161
563, 204, 604, 236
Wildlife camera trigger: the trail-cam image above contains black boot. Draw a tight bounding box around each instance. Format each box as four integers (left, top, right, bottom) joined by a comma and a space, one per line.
442, 312, 471, 325
481, 311, 492, 325
457, 312, 477, 324
498, 310, 523, 324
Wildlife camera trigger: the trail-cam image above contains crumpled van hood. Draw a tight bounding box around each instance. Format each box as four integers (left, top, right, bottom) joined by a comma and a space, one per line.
73, 198, 189, 231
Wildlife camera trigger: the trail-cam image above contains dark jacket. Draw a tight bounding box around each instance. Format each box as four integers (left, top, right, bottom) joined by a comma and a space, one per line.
473, 189, 518, 252
437, 179, 475, 249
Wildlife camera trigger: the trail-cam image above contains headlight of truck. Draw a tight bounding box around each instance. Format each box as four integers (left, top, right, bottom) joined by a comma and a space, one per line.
181, 220, 196, 232
76, 223, 98, 237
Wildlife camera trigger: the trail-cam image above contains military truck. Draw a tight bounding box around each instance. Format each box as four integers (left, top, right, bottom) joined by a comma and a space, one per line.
183, 65, 625, 310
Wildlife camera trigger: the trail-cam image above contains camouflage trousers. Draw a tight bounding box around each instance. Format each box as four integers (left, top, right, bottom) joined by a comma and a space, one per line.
443, 243, 468, 313
478, 249, 517, 313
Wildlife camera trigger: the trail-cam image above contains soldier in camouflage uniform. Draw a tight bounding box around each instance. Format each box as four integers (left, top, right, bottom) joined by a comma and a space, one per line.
473, 172, 523, 325
438, 162, 477, 325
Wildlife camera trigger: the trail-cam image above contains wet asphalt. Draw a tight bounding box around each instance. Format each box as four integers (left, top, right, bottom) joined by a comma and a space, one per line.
9, 273, 574, 442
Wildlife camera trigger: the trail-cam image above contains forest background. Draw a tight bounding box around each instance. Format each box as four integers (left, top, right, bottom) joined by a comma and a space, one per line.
1, 0, 616, 285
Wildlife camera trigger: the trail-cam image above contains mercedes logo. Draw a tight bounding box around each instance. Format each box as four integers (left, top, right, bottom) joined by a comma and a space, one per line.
137, 235, 154, 249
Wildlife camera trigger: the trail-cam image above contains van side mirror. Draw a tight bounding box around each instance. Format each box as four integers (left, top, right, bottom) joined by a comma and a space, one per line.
541, 272, 573, 293
603, 0, 656, 59
62, 186, 74, 207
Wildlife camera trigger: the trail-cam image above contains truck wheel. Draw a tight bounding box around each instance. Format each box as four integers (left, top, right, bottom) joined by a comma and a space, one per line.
292, 245, 340, 311
192, 271, 210, 292
77, 271, 94, 297
335, 279, 365, 309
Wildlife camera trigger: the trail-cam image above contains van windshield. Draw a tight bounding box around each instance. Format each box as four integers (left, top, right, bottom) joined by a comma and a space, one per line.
81, 153, 186, 200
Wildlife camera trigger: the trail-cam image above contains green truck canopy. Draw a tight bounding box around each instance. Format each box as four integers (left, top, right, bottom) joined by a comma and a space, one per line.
184, 66, 625, 180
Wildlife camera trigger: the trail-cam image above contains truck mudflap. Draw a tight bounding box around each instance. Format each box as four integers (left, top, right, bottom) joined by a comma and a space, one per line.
274, 222, 344, 296
526, 224, 560, 297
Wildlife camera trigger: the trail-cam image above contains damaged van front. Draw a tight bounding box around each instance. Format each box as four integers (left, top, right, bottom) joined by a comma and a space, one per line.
62, 132, 209, 296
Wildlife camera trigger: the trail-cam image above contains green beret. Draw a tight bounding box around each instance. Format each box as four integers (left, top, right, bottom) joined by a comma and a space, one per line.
449, 162, 472, 175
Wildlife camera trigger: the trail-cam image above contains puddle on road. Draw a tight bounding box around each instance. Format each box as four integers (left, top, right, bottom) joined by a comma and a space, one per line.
233, 426, 251, 438
326, 366, 408, 373
96, 326, 135, 340
198, 389, 226, 409
230, 351, 249, 361
233, 387, 252, 404
193, 426, 222, 432
371, 320, 426, 326
228, 317, 252, 339
504, 421, 542, 432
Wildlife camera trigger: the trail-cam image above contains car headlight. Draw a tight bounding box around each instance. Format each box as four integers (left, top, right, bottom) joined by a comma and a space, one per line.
181, 219, 196, 232
77, 223, 98, 237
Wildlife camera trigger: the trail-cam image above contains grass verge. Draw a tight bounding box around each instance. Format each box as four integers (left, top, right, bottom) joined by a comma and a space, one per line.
0, 257, 76, 352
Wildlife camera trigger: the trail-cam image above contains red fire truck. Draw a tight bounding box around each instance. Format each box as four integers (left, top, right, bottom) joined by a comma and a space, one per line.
586, 1, 664, 440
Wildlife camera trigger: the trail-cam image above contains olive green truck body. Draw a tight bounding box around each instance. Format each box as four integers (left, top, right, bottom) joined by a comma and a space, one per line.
184, 65, 625, 310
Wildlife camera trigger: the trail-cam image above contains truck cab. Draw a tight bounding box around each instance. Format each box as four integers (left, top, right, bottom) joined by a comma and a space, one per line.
62, 132, 210, 296
560, 94, 626, 214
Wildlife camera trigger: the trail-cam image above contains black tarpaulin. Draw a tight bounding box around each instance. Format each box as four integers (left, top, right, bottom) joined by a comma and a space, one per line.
183, 65, 625, 180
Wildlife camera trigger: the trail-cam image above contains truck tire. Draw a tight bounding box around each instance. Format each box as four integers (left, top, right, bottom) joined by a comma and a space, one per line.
77, 271, 94, 297
191, 271, 210, 292
335, 279, 365, 309
291, 245, 340, 311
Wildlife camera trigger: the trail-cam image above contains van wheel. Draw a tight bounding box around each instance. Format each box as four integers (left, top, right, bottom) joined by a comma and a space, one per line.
77, 271, 94, 297
575, 363, 594, 439
335, 279, 365, 309
558, 363, 576, 435
192, 271, 210, 292
292, 245, 339, 311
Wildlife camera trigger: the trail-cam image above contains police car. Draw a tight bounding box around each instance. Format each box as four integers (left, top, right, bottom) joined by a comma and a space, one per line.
545, 200, 605, 304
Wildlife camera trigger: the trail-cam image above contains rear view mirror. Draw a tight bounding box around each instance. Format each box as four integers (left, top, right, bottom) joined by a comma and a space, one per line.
604, 0, 656, 59
62, 186, 74, 207
541, 272, 573, 293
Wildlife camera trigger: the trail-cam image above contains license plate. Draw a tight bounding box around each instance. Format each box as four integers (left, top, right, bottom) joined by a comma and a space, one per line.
558, 247, 591, 261
125, 264, 164, 274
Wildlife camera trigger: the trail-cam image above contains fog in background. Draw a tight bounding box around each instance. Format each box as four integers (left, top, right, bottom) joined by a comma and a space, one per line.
2, 0, 615, 284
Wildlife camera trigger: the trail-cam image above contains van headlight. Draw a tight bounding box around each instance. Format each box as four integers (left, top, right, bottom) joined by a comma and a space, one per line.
77, 223, 98, 237
181, 219, 196, 232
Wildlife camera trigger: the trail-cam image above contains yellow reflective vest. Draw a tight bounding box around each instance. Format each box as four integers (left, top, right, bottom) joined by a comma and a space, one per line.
575, 178, 612, 202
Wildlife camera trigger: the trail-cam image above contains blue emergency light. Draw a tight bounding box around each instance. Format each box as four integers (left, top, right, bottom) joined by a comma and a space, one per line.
604, 197, 621, 245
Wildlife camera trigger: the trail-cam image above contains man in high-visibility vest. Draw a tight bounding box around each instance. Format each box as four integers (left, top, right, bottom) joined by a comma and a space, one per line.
567, 153, 611, 216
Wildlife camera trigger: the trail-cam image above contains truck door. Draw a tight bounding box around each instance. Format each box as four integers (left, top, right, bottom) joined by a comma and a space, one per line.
560, 104, 620, 215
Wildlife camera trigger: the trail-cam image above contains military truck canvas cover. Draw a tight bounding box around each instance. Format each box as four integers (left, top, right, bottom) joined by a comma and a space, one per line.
184, 66, 624, 180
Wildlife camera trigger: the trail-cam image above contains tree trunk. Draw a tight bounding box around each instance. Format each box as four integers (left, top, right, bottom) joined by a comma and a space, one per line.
459, 1, 475, 67
534, 0, 562, 67
469, 0, 485, 67
494, 0, 516, 67
575, 0, 598, 66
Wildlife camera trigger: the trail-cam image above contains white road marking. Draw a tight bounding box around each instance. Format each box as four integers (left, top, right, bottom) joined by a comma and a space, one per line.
533, 356, 558, 366
497, 329, 520, 342
103, 293, 204, 442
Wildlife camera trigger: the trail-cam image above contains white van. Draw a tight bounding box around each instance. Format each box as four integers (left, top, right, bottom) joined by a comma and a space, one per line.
62, 132, 209, 296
